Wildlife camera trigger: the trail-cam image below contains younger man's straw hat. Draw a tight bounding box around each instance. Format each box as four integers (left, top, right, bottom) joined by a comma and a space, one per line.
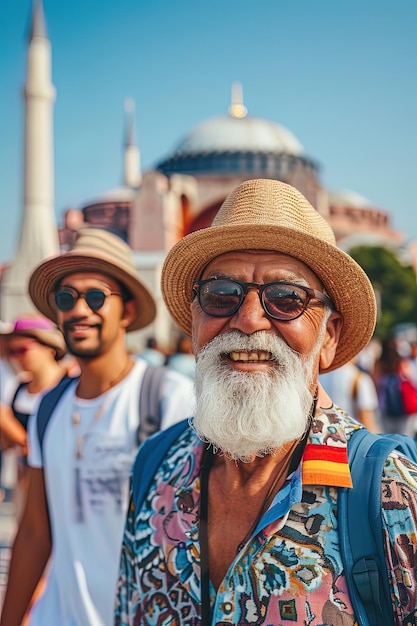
29, 228, 156, 332
161, 178, 377, 373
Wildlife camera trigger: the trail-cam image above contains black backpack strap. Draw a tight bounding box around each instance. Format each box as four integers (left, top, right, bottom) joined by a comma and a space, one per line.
339, 428, 417, 625
10, 381, 29, 428
37, 375, 77, 457
10, 381, 27, 411
137, 365, 167, 444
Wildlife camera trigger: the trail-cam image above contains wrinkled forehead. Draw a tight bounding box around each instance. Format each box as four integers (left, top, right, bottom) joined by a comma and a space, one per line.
201, 250, 325, 288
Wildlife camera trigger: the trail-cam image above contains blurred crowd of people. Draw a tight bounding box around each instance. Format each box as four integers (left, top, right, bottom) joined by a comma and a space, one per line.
320, 334, 417, 437
138, 334, 196, 379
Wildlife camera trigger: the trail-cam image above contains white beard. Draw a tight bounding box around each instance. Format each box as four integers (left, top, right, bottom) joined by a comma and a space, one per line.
191, 328, 324, 462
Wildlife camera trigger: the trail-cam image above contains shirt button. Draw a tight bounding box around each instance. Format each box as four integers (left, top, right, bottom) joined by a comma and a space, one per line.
222, 602, 233, 614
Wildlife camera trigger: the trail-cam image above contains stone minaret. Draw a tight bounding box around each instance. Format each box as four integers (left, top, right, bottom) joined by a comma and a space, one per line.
0, 0, 59, 321
123, 98, 141, 188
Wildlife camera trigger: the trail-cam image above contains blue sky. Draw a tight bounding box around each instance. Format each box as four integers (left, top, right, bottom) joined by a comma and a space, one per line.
1, 0, 416, 264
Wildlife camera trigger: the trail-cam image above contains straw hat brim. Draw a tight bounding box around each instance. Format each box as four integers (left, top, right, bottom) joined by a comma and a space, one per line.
161, 223, 377, 373
29, 251, 156, 332
2, 327, 66, 360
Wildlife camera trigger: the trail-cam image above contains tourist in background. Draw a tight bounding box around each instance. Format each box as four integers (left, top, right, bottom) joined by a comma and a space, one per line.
0, 315, 68, 517
320, 356, 380, 432
166, 333, 196, 380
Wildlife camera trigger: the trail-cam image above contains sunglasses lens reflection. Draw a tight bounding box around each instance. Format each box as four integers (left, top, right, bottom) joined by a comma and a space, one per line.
85, 290, 106, 310
55, 291, 76, 311
55, 289, 107, 312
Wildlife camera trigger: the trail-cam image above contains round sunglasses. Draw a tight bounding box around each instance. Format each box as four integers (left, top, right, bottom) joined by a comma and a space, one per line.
53, 287, 123, 312
193, 278, 335, 321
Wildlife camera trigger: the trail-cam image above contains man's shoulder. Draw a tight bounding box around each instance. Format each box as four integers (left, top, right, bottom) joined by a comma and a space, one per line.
134, 419, 198, 476
158, 366, 194, 387
131, 419, 198, 515
383, 445, 417, 480
154, 366, 195, 410
141, 419, 194, 452
38, 375, 78, 410
131, 359, 193, 388
347, 428, 417, 492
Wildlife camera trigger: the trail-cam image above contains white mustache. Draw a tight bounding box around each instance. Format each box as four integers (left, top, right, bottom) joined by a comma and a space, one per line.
196, 329, 302, 366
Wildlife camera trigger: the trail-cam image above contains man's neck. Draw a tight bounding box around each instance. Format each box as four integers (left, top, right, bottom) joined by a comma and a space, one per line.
317, 380, 332, 409
76, 350, 134, 399
211, 439, 298, 494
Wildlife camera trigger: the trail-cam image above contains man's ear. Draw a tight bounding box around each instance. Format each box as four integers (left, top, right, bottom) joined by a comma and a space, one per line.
121, 299, 137, 329
319, 311, 343, 371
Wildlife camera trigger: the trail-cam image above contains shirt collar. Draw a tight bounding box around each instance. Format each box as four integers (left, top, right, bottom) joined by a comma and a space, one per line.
301, 403, 361, 488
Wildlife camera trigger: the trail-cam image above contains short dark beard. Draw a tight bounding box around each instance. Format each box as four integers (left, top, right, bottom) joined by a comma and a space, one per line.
61, 319, 102, 359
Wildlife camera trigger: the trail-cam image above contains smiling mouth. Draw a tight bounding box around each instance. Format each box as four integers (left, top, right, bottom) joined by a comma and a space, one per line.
71, 324, 92, 330
227, 350, 274, 362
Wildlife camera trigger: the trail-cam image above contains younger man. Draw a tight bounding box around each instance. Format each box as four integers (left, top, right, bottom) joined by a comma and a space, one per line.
1, 228, 193, 626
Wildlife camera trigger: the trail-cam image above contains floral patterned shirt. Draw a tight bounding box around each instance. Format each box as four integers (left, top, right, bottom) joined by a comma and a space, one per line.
115, 404, 417, 625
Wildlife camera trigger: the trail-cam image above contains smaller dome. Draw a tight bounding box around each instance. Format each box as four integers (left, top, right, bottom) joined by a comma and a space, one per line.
328, 190, 373, 209
174, 115, 304, 156
80, 186, 135, 209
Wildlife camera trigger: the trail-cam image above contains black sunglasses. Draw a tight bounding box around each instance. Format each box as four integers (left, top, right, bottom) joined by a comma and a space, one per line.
54, 287, 123, 312
193, 278, 335, 321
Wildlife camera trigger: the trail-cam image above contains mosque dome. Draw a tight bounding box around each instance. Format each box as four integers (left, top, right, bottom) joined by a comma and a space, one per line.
328, 189, 373, 209
81, 186, 136, 207
174, 115, 304, 156
157, 83, 316, 179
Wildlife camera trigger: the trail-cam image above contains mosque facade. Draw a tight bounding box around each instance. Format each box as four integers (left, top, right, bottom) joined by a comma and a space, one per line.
0, 1, 411, 349
68, 83, 402, 255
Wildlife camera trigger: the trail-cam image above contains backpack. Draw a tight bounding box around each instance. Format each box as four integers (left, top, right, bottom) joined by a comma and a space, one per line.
381, 373, 405, 417
131, 423, 417, 626
36, 365, 167, 457
339, 428, 417, 625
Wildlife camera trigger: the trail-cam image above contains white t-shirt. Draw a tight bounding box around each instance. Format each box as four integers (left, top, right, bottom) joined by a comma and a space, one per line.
27, 359, 193, 626
0, 357, 18, 405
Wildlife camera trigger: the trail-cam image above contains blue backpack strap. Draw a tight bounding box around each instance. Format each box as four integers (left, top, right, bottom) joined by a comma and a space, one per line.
339, 428, 417, 625
37, 375, 77, 457
132, 419, 189, 518
137, 365, 167, 444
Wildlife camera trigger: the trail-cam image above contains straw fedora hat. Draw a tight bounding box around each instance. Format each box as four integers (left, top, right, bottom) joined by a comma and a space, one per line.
161, 178, 377, 373
1, 316, 67, 360
29, 227, 156, 332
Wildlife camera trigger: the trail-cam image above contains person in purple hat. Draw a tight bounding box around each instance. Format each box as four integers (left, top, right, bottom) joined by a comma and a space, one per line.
0, 315, 67, 460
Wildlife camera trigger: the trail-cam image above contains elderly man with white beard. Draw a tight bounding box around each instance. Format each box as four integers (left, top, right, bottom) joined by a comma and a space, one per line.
115, 179, 417, 626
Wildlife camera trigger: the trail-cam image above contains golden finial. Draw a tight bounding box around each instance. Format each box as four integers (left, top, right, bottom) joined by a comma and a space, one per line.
228, 82, 248, 119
